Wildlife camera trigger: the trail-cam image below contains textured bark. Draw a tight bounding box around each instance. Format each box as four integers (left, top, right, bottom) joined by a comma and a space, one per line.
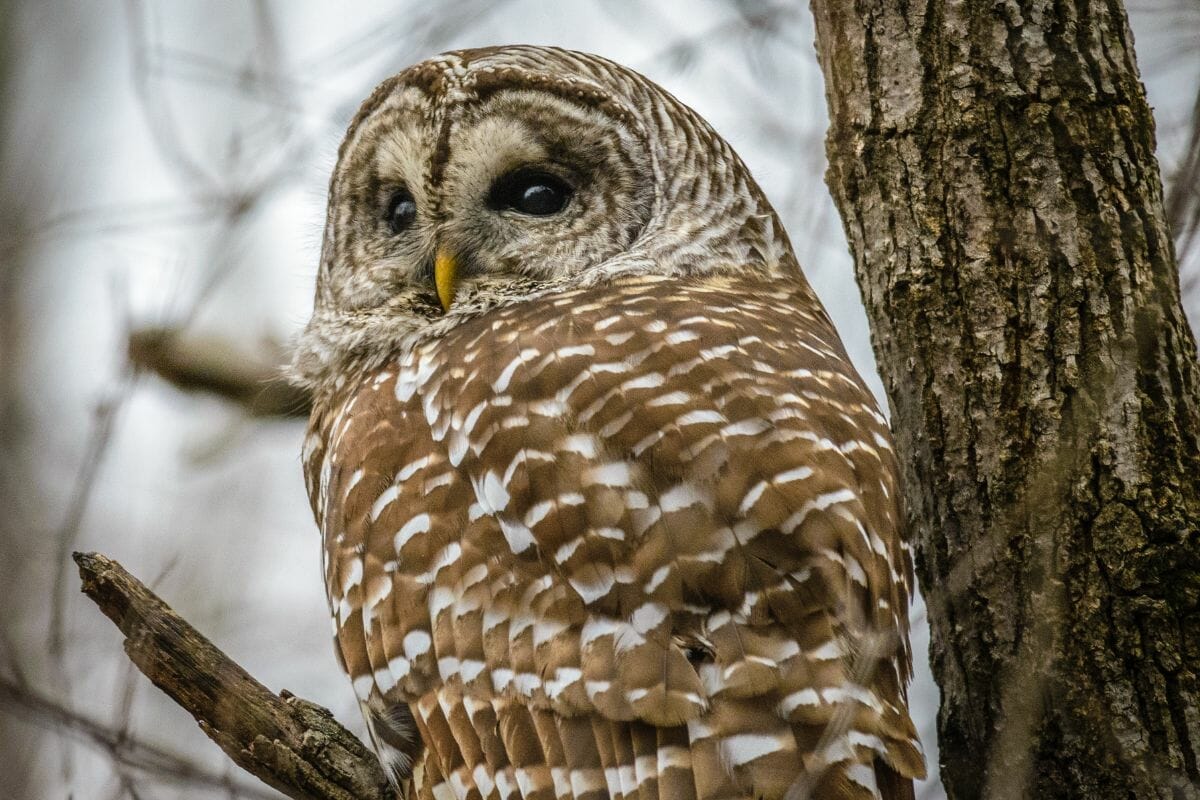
74, 552, 392, 800
810, 0, 1200, 798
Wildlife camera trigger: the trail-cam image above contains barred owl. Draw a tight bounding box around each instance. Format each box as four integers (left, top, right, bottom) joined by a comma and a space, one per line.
295, 46, 925, 800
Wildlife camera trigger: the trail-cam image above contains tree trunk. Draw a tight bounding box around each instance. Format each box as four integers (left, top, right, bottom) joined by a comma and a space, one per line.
810, 0, 1200, 797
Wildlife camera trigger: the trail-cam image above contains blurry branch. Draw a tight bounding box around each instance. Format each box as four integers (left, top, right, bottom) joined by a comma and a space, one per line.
127, 327, 310, 418
124, 0, 310, 327
299, 0, 507, 85
630, 0, 797, 71
48, 369, 136, 662
74, 552, 391, 800
1168, 81, 1200, 296
0, 676, 278, 800
784, 627, 902, 799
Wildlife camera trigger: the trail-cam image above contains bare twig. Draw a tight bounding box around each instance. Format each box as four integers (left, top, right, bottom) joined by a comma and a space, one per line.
0, 676, 279, 800
73, 551, 391, 800
1169, 82, 1200, 297
48, 370, 136, 661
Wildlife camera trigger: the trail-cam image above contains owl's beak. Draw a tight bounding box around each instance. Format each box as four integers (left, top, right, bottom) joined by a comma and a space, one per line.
434, 248, 458, 313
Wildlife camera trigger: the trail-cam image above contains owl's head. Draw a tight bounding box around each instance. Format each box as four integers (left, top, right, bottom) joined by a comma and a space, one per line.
293, 46, 800, 392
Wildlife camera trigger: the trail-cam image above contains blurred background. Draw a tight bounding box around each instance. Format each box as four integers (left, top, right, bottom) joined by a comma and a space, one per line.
0, 2, 1196, 798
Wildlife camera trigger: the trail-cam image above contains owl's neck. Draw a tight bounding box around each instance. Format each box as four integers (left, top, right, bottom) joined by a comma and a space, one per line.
289, 250, 810, 408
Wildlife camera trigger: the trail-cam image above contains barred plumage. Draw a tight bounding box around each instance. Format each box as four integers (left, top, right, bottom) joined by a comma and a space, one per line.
297, 46, 924, 800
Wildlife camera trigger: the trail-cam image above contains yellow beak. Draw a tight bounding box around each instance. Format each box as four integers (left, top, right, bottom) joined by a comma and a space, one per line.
434, 249, 457, 313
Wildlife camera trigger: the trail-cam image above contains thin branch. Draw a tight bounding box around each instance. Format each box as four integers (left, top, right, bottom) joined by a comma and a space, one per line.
73, 551, 391, 800
0, 676, 279, 800
1168, 81, 1200, 299
48, 369, 136, 661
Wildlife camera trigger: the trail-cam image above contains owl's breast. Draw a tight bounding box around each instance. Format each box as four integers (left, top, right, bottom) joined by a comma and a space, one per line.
304, 274, 922, 798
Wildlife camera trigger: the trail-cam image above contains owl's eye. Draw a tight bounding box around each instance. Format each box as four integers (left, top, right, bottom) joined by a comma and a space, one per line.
488, 169, 573, 216
386, 189, 417, 233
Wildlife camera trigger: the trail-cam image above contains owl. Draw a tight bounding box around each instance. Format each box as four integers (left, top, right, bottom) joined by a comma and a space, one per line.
294, 46, 925, 800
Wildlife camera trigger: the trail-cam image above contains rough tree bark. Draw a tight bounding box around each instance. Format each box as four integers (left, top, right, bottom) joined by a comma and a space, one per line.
810, 0, 1200, 797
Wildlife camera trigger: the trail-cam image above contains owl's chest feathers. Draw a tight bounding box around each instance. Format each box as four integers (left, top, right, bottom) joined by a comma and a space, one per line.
306, 266, 924, 790
292, 265, 800, 407
304, 274, 858, 545
304, 272, 833, 443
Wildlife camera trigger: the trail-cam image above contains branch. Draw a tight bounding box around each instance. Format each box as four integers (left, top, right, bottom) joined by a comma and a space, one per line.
73, 551, 392, 800
126, 327, 311, 418
0, 676, 278, 799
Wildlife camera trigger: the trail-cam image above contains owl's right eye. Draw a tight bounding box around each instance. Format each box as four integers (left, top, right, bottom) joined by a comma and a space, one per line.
386, 189, 417, 234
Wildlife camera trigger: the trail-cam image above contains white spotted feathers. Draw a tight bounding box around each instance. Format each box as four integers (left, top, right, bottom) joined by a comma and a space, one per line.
304, 275, 925, 800
298, 43, 924, 800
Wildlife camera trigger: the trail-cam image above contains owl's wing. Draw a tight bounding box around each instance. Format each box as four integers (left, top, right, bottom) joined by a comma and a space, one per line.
306, 276, 925, 800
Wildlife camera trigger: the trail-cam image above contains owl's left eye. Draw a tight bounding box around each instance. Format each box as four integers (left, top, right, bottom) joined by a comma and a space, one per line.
488, 169, 573, 216
386, 188, 417, 233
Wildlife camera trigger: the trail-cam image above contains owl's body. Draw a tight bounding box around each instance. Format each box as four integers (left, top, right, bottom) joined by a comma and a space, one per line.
298, 47, 923, 800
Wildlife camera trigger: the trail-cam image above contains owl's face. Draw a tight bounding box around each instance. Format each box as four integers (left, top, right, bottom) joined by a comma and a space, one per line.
295, 46, 801, 392
325, 79, 655, 317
